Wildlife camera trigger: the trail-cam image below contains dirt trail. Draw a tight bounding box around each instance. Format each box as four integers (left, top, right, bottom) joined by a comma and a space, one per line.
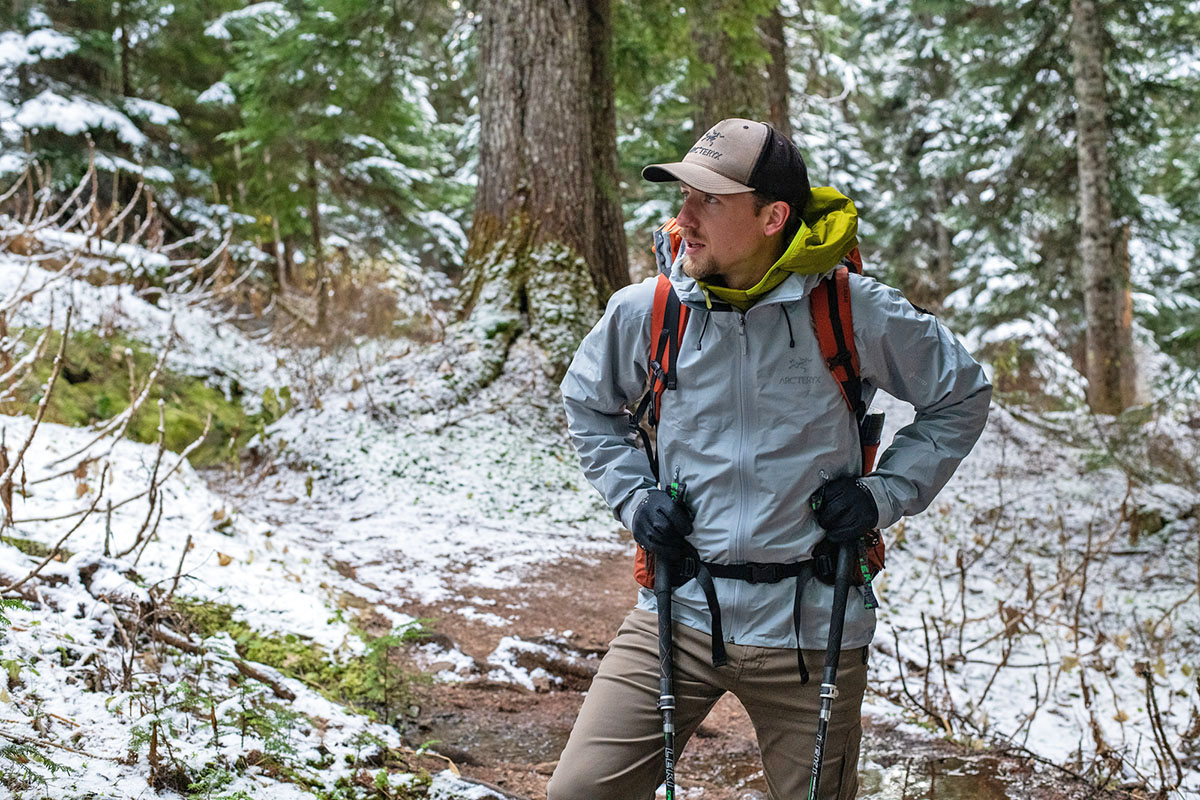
386, 543, 1110, 800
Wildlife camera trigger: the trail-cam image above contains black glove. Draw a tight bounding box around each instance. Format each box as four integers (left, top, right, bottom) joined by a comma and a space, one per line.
632, 489, 693, 562
810, 476, 878, 544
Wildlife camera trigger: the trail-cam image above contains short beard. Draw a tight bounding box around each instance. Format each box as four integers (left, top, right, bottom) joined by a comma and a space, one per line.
681, 254, 726, 286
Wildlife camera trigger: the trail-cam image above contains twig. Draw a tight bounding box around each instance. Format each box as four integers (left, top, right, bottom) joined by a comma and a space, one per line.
116, 400, 167, 559
15, 412, 210, 524
1, 463, 110, 596
149, 627, 296, 701
98, 177, 144, 239
0, 727, 105, 758
44, 316, 173, 469
131, 501, 164, 568
1136, 661, 1183, 789
164, 533, 192, 603
0, 324, 49, 389
0, 307, 71, 495
1149, 586, 1197, 641
890, 625, 952, 734
104, 600, 135, 691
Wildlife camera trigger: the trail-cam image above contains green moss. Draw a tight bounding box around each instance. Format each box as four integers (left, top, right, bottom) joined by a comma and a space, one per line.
4, 329, 291, 467
0, 535, 71, 561
170, 597, 428, 723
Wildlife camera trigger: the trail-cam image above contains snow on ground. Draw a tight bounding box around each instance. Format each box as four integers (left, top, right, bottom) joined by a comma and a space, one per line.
866, 390, 1199, 795
0, 257, 284, 402
0, 411, 516, 798
2, 242, 1198, 796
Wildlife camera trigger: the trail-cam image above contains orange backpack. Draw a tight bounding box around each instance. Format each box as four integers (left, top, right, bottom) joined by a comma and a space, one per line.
631, 220, 886, 593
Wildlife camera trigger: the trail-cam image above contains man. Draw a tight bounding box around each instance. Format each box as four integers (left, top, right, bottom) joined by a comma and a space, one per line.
550, 119, 991, 800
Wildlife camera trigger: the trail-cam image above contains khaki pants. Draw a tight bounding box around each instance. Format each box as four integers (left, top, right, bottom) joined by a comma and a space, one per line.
547, 609, 866, 800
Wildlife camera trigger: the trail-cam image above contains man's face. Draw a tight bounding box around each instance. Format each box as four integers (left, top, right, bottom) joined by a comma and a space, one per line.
674, 184, 774, 287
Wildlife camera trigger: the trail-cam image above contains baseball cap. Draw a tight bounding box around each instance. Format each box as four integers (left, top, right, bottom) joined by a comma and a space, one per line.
642, 118, 811, 209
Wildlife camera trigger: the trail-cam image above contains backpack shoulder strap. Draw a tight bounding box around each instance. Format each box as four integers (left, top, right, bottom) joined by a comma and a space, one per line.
811, 262, 866, 423
632, 274, 688, 484
646, 274, 689, 425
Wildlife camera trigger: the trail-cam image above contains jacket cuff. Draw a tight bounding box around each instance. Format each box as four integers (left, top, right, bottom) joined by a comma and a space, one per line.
858, 475, 898, 530
617, 486, 654, 531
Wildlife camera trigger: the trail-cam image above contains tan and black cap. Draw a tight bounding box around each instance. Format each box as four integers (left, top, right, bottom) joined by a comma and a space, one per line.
642, 118, 811, 209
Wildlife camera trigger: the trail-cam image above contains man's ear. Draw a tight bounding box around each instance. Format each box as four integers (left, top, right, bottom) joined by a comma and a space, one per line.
762, 201, 790, 237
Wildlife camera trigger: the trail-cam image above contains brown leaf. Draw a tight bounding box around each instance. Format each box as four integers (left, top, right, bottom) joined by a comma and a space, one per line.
212, 508, 226, 521
73, 461, 89, 480
76, 481, 88, 498
217, 552, 233, 567
0, 444, 11, 524
1000, 604, 1022, 638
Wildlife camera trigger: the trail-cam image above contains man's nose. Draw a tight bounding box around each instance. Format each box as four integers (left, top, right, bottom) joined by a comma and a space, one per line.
675, 197, 698, 228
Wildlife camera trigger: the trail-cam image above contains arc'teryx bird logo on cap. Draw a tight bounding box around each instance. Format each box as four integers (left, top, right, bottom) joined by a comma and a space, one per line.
690, 129, 726, 160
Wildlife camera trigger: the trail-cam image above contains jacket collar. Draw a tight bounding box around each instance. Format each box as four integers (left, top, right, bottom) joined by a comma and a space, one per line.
668, 186, 858, 313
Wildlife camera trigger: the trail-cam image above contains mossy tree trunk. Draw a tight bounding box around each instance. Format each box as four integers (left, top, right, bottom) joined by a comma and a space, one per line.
761, 6, 792, 140
689, 0, 777, 131
462, 0, 629, 387
1069, 0, 1135, 413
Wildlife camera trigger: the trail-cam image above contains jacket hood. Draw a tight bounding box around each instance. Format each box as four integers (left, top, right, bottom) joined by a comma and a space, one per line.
677, 187, 859, 311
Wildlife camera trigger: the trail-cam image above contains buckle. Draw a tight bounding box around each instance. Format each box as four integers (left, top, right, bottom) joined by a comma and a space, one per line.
649, 359, 666, 384
747, 563, 781, 584
826, 352, 852, 369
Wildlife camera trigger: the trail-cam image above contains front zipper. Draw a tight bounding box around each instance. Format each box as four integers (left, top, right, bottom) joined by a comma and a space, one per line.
730, 312, 752, 638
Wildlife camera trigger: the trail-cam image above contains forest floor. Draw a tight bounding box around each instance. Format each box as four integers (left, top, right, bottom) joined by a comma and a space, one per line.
365, 546, 1111, 800
3, 237, 1197, 798
209, 437, 1138, 800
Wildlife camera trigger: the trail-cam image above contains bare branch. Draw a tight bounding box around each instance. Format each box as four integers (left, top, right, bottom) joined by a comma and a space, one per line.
15, 412, 210, 525
99, 177, 145, 239
117, 400, 167, 559
0, 324, 51, 395
0, 307, 71, 495
44, 314, 174, 469
1, 463, 111, 596
149, 626, 296, 701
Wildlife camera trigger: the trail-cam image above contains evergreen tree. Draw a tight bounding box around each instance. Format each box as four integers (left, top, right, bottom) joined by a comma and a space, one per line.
217, 0, 464, 326
855, 0, 1200, 400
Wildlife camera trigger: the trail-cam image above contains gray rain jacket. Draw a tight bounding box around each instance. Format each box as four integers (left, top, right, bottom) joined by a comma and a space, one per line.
561, 232, 991, 652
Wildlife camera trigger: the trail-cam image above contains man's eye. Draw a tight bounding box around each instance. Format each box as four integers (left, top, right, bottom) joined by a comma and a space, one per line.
705, 195, 719, 204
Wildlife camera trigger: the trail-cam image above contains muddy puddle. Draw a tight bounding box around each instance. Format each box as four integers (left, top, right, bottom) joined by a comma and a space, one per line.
666, 726, 1059, 800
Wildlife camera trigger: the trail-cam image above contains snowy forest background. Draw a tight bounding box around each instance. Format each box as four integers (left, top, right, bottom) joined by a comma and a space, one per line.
1, 0, 1199, 799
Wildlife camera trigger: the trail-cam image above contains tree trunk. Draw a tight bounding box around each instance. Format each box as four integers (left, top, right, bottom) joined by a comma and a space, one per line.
117, 0, 131, 98
931, 175, 954, 303
1069, 0, 1132, 413
690, 0, 771, 129
762, 7, 792, 139
463, 0, 625, 385
1114, 223, 1139, 407
306, 143, 327, 331
587, 0, 630, 299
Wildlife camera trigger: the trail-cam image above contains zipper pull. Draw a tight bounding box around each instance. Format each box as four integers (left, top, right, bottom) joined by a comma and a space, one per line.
738, 315, 747, 355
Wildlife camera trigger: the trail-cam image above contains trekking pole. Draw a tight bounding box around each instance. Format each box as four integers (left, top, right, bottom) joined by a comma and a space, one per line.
807, 539, 856, 800
655, 468, 686, 800
655, 554, 677, 800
